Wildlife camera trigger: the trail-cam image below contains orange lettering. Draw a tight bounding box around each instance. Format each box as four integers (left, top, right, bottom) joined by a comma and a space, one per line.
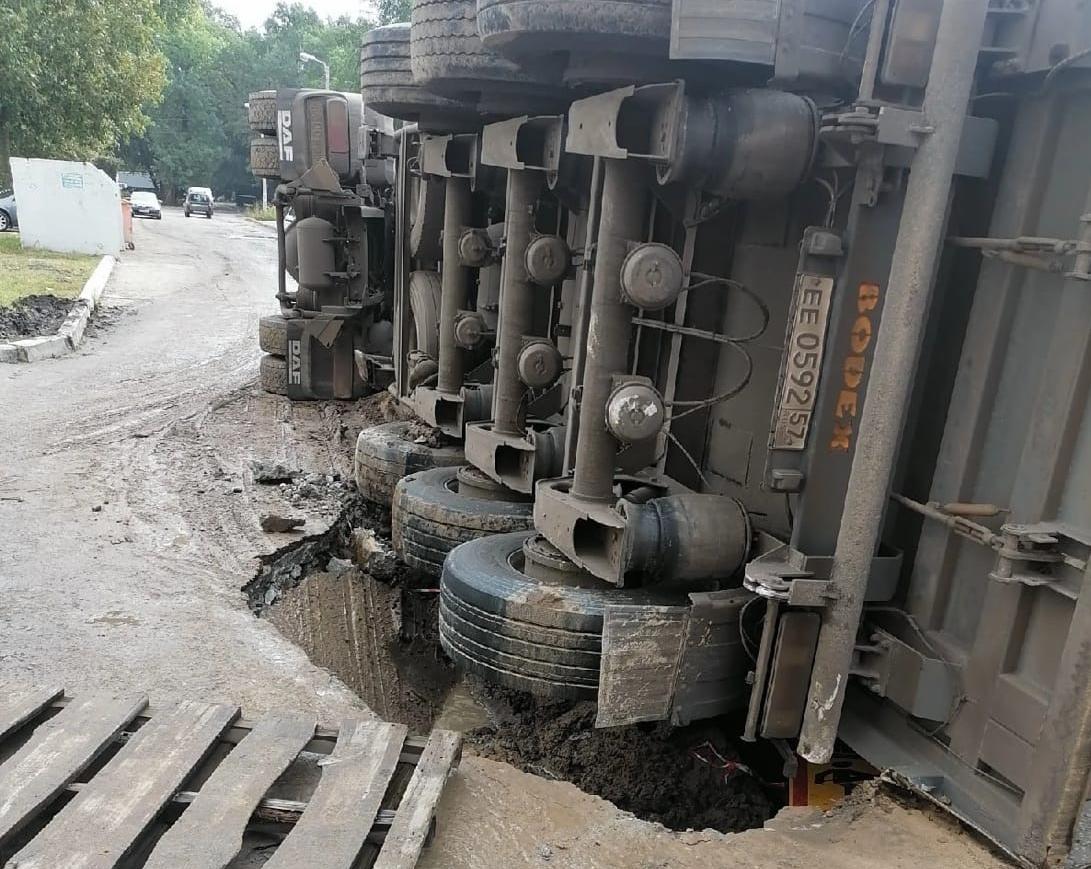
836, 390, 858, 419
843, 355, 865, 389
830, 422, 853, 452
858, 282, 880, 312
850, 316, 872, 355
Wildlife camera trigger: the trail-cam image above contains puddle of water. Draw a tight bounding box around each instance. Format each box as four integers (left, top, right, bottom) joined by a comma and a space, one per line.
434, 679, 490, 732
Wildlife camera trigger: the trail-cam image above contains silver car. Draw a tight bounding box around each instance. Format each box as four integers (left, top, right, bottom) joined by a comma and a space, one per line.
0, 191, 16, 231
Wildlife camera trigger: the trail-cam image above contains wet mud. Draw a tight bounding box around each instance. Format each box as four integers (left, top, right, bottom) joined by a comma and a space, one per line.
0, 294, 76, 340
468, 690, 775, 833
250, 478, 777, 835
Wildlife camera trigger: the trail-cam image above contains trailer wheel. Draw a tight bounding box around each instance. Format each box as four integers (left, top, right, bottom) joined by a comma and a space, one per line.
392, 466, 532, 577
476, 0, 671, 57
360, 23, 479, 127
258, 315, 289, 357
409, 176, 445, 263
250, 137, 280, 179
410, 0, 563, 98
248, 90, 278, 134
259, 354, 288, 395
353, 420, 464, 505
439, 531, 692, 698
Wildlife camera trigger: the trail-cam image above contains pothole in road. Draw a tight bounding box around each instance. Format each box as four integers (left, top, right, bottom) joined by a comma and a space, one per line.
246, 489, 778, 834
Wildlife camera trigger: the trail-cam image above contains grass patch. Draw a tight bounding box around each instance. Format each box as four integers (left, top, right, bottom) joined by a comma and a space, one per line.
246, 204, 277, 222
0, 235, 99, 307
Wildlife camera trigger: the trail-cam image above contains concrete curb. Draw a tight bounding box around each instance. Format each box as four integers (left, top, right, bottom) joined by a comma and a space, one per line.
0, 254, 116, 363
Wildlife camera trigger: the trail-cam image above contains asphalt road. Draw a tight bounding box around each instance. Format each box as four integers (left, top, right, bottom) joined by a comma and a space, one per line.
0, 207, 366, 716
0, 208, 1007, 869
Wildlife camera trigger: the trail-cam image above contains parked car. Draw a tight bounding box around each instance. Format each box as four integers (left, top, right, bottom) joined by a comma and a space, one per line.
184, 190, 213, 218
130, 190, 162, 220
0, 191, 17, 231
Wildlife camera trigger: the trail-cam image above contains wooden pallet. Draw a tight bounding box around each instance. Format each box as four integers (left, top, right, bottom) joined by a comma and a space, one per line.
0, 686, 461, 869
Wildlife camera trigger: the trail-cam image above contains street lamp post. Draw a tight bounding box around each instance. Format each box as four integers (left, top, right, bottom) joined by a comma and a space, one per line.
299, 51, 331, 90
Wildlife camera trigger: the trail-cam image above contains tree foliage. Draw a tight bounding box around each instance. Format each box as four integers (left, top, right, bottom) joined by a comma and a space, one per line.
0, 0, 169, 183
123, 2, 376, 199
3, 0, 381, 198
374, 0, 412, 25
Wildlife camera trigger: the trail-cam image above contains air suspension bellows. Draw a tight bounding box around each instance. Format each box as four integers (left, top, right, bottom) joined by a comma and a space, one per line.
565, 82, 819, 202
618, 494, 750, 583
657, 89, 819, 200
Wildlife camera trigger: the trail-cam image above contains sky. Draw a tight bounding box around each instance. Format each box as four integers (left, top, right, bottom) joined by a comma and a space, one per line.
213, 0, 373, 29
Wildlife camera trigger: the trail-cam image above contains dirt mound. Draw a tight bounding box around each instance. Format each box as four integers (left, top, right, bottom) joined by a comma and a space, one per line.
0, 294, 76, 340
468, 691, 775, 833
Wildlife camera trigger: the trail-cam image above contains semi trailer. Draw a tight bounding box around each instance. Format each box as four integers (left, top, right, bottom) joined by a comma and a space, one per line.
252, 1, 1091, 864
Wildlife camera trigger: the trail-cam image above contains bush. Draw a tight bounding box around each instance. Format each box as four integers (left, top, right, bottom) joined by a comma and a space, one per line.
246, 204, 277, 222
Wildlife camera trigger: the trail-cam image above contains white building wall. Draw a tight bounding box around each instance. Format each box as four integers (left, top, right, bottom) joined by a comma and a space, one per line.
9, 158, 123, 255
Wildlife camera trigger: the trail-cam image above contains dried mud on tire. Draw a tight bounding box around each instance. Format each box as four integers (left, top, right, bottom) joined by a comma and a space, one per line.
259, 354, 288, 395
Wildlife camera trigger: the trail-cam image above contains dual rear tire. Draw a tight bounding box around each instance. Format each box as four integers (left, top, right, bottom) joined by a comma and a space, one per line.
392, 466, 533, 577
258, 315, 289, 396
353, 421, 464, 506
439, 531, 692, 698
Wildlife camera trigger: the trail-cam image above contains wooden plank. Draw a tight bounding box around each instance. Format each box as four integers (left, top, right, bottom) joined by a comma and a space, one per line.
10, 700, 238, 869
264, 719, 406, 869
0, 686, 64, 742
143, 710, 315, 869
0, 692, 147, 848
49, 699, 429, 759
64, 781, 403, 834
373, 730, 461, 869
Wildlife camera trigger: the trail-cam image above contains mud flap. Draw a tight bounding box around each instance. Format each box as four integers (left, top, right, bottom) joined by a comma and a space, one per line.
285, 317, 367, 400
595, 589, 752, 728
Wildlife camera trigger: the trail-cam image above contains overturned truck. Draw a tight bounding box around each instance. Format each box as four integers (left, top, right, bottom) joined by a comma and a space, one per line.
259, 1, 1091, 864
249, 87, 398, 399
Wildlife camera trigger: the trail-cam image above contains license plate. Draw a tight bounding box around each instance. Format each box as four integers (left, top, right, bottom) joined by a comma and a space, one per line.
771, 274, 834, 451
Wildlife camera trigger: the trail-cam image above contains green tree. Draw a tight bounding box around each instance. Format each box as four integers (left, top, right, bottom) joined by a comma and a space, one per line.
141, 2, 241, 197
119, 1, 380, 200
374, 0, 411, 25
0, 0, 168, 185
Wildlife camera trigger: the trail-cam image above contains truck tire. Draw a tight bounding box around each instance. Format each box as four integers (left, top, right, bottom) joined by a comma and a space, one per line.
360, 23, 478, 127
258, 315, 289, 357
439, 531, 693, 698
476, 0, 671, 57
259, 354, 288, 396
409, 177, 445, 263
248, 90, 278, 134
392, 466, 532, 577
250, 137, 280, 179
410, 0, 563, 98
354, 421, 464, 505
